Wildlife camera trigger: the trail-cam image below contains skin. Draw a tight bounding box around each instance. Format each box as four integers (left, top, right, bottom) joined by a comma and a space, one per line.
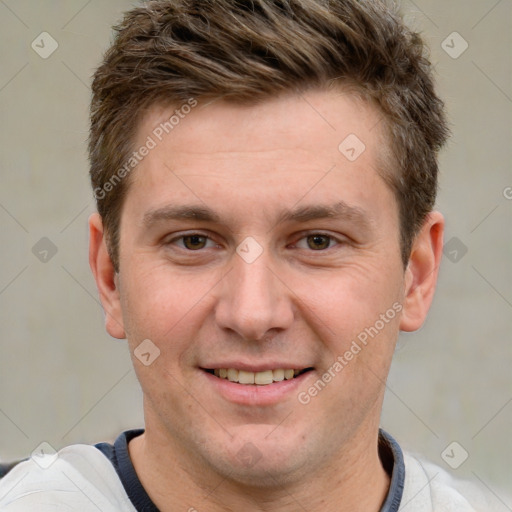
89, 88, 444, 512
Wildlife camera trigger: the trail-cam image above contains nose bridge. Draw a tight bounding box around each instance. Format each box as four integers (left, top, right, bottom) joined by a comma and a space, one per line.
215, 243, 293, 340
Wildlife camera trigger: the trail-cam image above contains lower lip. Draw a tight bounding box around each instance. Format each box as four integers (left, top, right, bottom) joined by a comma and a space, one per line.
201, 370, 313, 406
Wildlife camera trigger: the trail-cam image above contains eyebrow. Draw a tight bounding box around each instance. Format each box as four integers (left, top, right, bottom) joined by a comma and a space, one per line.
142, 201, 372, 230
274, 201, 371, 228
143, 205, 221, 227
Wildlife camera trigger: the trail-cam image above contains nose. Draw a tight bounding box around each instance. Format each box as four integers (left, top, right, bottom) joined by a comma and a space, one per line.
214, 245, 294, 342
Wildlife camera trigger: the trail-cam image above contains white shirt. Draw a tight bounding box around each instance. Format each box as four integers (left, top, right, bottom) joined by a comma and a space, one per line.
0, 433, 509, 511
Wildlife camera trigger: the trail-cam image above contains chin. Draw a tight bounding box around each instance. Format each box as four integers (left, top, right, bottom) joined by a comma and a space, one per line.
205, 426, 312, 488
218, 453, 308, 489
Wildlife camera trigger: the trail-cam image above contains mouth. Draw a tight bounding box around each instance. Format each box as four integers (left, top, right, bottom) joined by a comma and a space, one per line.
202, 367, 314, 385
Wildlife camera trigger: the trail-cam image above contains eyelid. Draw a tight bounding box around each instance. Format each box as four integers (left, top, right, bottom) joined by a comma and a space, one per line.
164, 231, 219, 250
163, 230, 346, 251
291, 231, 345, 250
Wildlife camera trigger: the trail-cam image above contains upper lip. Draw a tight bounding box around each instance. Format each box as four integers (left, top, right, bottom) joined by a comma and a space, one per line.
201, 362, 313, 372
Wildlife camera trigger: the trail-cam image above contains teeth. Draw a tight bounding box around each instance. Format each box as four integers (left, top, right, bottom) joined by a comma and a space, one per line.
227, 368, 239, 383
211, 368, 304, 385
238, 370, 255, 384
254, 370, 273, 385
272, 369, 284, 382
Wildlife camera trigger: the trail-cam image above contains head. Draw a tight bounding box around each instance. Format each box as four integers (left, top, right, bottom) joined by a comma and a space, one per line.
89, 0, 448, 490
90, 0, 448, 272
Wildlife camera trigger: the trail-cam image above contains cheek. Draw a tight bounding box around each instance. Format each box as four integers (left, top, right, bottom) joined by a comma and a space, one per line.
296, 265, 404, 397
301, 265, 404, 335
297, 280, 402, 424
120, 263, 219, 356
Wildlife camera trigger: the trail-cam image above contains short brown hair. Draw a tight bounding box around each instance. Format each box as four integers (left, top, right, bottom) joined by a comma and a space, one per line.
89, 0, 449, 271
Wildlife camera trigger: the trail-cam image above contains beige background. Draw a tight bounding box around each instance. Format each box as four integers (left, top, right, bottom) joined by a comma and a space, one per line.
0, 0, 510, 499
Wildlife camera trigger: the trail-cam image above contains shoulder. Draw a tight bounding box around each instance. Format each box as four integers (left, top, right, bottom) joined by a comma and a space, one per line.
0, 443, 135, 511
402, 451, 510, 512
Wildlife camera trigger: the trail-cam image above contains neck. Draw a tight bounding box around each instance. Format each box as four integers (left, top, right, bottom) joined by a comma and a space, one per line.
128, 422, 391, 512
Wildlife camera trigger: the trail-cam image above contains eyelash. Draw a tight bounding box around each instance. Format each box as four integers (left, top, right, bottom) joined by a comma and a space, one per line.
165, 232, 345, 252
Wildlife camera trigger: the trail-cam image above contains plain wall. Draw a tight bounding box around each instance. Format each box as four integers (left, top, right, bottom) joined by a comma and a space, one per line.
0, 0, 510, 497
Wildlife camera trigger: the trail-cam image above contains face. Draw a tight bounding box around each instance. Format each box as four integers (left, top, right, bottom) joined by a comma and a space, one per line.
91, 88, 439, 486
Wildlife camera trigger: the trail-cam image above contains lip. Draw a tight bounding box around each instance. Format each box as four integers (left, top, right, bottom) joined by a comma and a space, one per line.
200, 362, 310, 372
200, 367, 314, 406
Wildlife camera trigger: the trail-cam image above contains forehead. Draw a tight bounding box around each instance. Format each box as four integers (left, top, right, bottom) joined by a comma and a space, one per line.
124, 88, 396, 227
136, 88, 384, 158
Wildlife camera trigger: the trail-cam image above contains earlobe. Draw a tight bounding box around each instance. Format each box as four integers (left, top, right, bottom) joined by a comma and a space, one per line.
399, 211, 444, 332
88, 213, 126, 339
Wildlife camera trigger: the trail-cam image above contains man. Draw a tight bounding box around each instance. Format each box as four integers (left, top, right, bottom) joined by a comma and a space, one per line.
0, 0, 506, 510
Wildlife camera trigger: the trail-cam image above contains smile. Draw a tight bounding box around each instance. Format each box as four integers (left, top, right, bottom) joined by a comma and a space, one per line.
203, 367, 313, 386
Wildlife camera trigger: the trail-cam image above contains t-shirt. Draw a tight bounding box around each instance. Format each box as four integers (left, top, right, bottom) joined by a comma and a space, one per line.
0, 429, 507, 511
93, 429, 404, 511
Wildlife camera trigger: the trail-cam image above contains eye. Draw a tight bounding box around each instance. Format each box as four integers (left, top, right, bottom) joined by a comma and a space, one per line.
294, 233, 342, 251
167, 233, 218, 251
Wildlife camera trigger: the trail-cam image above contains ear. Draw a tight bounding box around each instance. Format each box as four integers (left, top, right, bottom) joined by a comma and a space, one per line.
88, 213, 126, 339
399, 211, 444, 332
